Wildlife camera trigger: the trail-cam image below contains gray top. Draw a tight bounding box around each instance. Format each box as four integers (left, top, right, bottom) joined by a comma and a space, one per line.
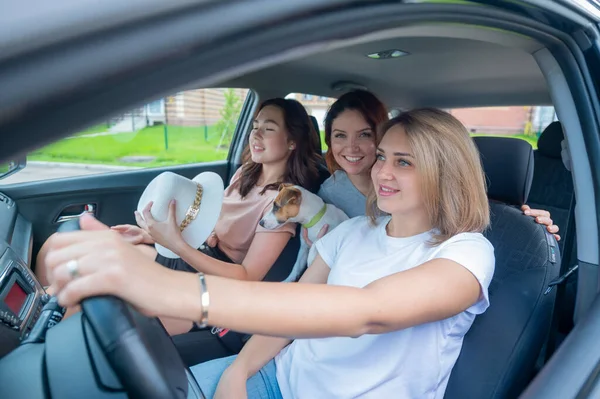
317, 170, 367, 218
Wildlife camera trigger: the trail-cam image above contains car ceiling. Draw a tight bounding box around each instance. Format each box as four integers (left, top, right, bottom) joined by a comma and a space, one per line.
219, 23, 550, 109
0, 5, 555, 163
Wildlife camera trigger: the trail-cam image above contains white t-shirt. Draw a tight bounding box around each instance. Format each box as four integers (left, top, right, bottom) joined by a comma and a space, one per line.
274, 216, 495, 399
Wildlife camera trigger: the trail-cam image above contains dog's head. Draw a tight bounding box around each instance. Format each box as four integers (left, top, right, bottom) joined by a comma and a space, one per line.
259, 183, 303, 229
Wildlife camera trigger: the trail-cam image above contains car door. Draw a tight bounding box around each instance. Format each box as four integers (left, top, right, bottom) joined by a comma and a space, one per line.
1, 0, 600, 397
0, 88, 257, 273
513, 0, 600, 397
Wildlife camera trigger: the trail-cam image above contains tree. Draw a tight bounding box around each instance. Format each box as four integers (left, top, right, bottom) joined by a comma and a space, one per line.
215, 89, 242, 147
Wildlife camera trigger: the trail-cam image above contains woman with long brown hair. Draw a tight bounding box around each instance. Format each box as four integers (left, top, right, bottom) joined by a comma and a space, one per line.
36, 98, 321, 288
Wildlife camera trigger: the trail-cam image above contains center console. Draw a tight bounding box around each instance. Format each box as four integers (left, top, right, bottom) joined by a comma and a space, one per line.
0, 244, 46, 357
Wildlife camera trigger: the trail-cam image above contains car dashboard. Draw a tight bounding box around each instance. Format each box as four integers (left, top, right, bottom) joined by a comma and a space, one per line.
0, 191, 205, 398
0, 191, 46, 359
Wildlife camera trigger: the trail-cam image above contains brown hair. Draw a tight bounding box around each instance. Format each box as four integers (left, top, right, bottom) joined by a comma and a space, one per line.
366, 108, 490, 244
324, 90, 389, 173
238, 98, 321, 197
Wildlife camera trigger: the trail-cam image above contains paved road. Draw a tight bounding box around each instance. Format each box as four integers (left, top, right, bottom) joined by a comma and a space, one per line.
0, 162, 139, 185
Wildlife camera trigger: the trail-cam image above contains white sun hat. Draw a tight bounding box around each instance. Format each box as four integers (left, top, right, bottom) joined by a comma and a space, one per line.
137, 171, 224, 259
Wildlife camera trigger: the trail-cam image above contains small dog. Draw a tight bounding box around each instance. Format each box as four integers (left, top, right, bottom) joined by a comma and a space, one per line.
260, 184, 349, 282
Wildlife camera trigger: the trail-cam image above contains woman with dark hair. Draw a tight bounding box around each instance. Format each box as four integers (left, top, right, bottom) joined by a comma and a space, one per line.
36, 98, 321, 288
317, 90, 389, 218
238, 98, 321, 196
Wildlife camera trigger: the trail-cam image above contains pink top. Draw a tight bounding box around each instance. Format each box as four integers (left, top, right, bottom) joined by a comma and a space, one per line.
214, 167, 296, 263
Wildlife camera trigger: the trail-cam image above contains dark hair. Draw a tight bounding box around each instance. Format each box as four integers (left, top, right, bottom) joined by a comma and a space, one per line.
238, 98, 321, 197
324, 90, 389, 172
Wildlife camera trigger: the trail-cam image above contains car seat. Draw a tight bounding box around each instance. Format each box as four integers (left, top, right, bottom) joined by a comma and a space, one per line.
445, 136, 561, 399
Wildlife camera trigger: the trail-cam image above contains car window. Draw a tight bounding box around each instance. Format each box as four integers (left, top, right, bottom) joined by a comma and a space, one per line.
287, 93, 335, 150
0, 88, 250, 184
447, 105, 557, 149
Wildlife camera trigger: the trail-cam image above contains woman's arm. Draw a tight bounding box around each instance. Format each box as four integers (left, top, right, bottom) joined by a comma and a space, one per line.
44, 217, 486, 339
176, 231, 292, 281
227, 259, 330, 377
212, 260, 330, 398
202, 257, 481, 338
138, 199, 292, 281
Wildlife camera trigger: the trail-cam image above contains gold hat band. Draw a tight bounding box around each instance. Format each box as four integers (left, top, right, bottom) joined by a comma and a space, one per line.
179, 183, 203, 232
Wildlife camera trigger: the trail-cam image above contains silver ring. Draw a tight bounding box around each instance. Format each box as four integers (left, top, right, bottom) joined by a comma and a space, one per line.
66, 259, 79, 279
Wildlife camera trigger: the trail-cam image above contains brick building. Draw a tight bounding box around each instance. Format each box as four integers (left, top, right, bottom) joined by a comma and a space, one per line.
128, 89, 554, 137
288, 93, 335, 130
142, 88, 249, 127
449, 105, 556, 135
448, 106, 532, 135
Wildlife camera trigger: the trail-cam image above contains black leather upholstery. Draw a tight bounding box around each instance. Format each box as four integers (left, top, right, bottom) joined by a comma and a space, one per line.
527, 122, 576, 336
445, 136, 561, 399
473, 136, 534, 206
537, 121, 564, 159
527, 122, 574, 254
309, 115, 322, 154
309, 115, 331, 187
262, 224, 302, 282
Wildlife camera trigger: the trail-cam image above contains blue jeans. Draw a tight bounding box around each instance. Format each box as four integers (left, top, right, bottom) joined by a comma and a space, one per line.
190, 355, 283, 399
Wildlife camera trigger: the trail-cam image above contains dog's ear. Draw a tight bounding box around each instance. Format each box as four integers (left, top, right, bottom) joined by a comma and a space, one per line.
285, 195, 299, 205
279, 186, 302, 206
278, 183, 294, 191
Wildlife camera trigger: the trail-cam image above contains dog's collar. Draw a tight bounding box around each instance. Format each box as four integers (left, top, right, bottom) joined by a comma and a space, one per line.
302, 204, 327, 229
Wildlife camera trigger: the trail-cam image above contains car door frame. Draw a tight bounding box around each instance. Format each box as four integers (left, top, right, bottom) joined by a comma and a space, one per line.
2, 0, 600, 396
506, 0, 600, 397
0, 86, 258, 272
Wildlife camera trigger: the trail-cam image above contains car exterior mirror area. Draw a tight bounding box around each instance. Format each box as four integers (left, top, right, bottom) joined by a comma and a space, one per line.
0, 157, 26, 180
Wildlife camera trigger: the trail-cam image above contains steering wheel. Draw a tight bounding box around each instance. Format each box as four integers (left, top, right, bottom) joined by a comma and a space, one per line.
56, 219, 189, 399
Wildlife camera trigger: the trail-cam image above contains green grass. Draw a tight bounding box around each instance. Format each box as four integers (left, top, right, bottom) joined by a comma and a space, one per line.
471, 133, 538, 149
320, 131, 327, 151
29, 125, 229, 167
30, 125, 539, 168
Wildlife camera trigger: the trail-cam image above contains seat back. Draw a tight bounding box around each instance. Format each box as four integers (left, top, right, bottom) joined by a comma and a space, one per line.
445, 137, 561, 399
527, 122, 574, 254
309, 114, 331, 188
529, 122, 577, 337
309, 115, 323, 154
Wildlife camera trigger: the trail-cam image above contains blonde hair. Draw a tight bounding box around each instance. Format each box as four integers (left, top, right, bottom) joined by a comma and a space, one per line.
366, 108, 490, 244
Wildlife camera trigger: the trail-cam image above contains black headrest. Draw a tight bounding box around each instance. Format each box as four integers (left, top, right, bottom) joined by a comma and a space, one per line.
537, 121, 564, 159
309, 116, 322, 154
473, 136, 534, 206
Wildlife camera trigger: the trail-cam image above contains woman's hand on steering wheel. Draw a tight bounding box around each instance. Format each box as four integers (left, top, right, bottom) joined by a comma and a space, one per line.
43, 214, 200, 319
